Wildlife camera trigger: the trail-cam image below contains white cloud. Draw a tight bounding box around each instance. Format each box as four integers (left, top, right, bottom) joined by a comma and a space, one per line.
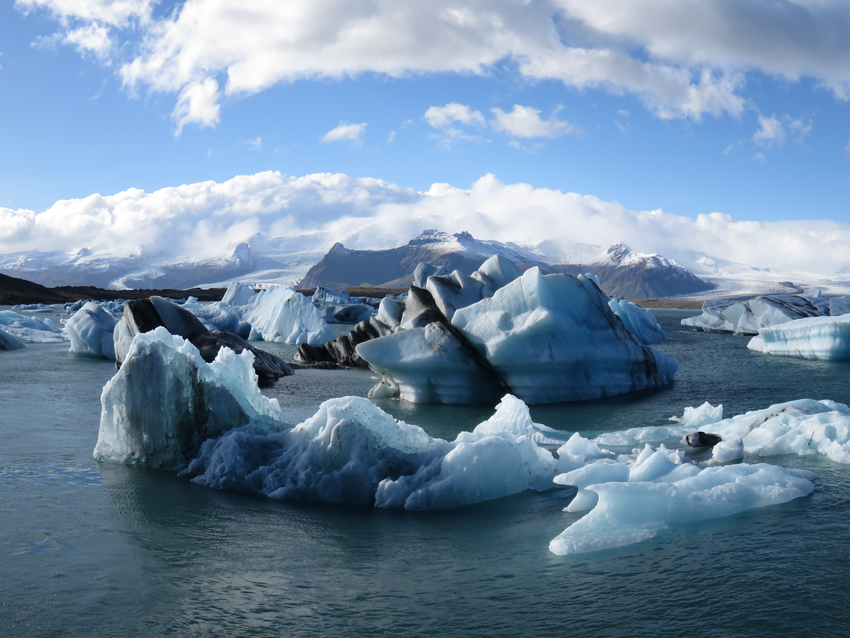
387, 131, 396, 143
172, 78, 221, 135
246, 136, 262, 150
24, 0, 850, 128
846, 139, 850, 155
321, 122, 366, 144
723, 143, 734, 155
753, 115, 786, 147
490, 105, 577, 138
3, 170, 850, 277
754, 152, 766, 163
424, 103, 485, 128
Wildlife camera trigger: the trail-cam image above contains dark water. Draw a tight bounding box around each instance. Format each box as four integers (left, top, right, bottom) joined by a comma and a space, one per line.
2, 310, 850, 637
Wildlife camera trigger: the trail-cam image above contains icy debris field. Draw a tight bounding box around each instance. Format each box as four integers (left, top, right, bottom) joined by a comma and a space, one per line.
93, 327, 850, 555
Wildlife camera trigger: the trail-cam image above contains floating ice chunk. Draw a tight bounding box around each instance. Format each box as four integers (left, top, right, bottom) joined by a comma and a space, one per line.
319, 303, 376, 324
222, 280, 259, 306
0, 327, 26, 350
670, 401, 724, 428
473, 394, 572, 445
549, 463, 814, 555
452, 268, 677, 404
554, 459, 630, 512
0, 310, 65, 343
583, 273, 602, 289
184, 395, 558, 509
683, 294, 850, 334
554, 432, 613, 473
311, 286, 351, 306
710, 438, 744, 464
608, 298, 667, 345
65, 301, 118, 359
747, 314, 850, 360
190, 302, 253, 337
247, 286, 335, 345
606, 398, 850, 464
358, 321, 503, 404
377, 428, 557, 510
95, 327, 286, 468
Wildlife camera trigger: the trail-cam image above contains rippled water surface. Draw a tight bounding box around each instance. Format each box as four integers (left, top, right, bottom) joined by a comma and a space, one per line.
2, 309, 850, 637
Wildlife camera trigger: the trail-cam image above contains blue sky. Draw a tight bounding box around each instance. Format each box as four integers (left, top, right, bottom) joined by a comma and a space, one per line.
2, 0, 850, 273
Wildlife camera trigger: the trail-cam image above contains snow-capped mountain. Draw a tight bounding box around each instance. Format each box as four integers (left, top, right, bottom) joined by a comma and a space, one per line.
299, 232, 712, 298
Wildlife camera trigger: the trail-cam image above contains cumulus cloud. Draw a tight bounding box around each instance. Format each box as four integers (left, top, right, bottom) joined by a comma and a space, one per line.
2, 170, 850, 277
21, 0, 850, 129
490, 105, 577, 138
424, 103, 485, 128
321, 122, 366, 144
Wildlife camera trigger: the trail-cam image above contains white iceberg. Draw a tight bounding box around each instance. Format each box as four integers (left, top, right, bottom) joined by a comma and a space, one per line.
669, 401, 724, 428
451, 268, 677, 404
473, 394, 573, 445
683, 294, 850, 334
0, 310, 65, 343
614, 399, 850, 464
247, 286, 335, 345
608, 298, 667, 344
65, 301, 118, 359
747, 314, 850, 360
221, 280, 259, 306
549, 461, 814, 555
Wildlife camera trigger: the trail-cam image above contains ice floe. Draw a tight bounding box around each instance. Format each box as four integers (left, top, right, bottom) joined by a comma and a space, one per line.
683, 294, 850, 334
66, 301, 118, 359
0, 310, 65, 343
747, 314, 850, 360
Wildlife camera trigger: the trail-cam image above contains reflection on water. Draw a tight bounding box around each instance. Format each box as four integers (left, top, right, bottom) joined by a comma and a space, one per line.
2, 309, 850, 636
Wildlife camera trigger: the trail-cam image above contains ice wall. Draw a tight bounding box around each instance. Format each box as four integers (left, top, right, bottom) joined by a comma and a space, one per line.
66, 301, 118, 359
747, 314, 850, 360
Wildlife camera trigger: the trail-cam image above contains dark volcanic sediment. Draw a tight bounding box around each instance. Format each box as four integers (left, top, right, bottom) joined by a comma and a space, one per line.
0, 272, 225, 305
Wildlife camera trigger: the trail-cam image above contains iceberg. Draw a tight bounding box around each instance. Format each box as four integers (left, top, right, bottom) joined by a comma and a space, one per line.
473, 394, 574, 445
0, 327, 26, 350
96, 327, 286, 468
65, 301, 118, 359
450, 268, 677, 404
747, 314, 850, 360
683, 294, 850, 334
549, 460, 814, 555
0, 310, 65, 343
247, 286, 335, 345
221, 280, 259, 306
607, 399, 850, 465
114, 296, 293, 386
98, 334, 560, 507
607, 298, 667, 344
669, 401, 724, 428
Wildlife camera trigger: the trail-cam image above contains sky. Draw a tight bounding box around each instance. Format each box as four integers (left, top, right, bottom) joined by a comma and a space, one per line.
1, 0, 850, 273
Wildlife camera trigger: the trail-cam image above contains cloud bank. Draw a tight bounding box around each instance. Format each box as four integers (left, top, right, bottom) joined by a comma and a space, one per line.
2, 171, 849, 277
18, 0, 850, 131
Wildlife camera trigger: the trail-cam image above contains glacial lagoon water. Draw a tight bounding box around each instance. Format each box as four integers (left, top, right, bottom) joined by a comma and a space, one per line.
2, 309, 850, 637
